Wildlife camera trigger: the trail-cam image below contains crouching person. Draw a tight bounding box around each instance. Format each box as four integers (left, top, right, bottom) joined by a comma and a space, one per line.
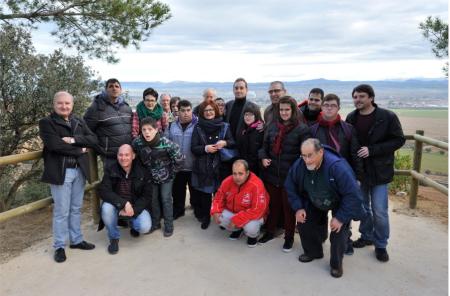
211, 160, 270, 248
97, 144, 152, 255
285, 139, 365, 278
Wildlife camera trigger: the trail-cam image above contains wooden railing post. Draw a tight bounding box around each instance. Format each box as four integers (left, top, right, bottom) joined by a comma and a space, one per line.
409, 130, 424, 209
88, 149, 100, 224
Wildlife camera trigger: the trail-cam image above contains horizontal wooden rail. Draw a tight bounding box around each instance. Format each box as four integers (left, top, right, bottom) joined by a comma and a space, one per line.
413, 134, 448, 150
410, 170, 448, 196
0, 151, 42, 166
0, 181, 99, 223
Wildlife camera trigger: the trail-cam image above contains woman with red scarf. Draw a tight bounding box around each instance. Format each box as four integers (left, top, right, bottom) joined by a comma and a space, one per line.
258, 96, 311, 252
236, 104, 264, 176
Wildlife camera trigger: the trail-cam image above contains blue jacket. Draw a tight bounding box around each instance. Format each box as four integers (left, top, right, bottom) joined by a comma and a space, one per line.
166, 115, 198, 171
284, 146, 365, 224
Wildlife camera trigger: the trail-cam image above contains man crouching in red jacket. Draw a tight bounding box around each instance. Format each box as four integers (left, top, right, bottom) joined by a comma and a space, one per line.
211, 159, 270, 247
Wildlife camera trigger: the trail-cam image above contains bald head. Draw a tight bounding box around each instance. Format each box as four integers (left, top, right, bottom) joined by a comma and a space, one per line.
117, 144, 135, 172
53, 91, 74, 120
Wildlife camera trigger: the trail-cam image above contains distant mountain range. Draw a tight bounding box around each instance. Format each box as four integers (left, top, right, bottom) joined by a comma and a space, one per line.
121, 78, 448, 108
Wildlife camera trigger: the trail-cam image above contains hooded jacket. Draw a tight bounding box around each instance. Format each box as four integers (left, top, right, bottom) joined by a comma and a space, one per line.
284, 146, 365, 224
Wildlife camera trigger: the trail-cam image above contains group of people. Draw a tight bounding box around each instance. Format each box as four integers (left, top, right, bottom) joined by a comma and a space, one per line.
39, 77, 405, 278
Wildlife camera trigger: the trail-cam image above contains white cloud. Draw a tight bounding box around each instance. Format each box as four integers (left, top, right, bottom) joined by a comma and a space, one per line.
29, 0, 448, 81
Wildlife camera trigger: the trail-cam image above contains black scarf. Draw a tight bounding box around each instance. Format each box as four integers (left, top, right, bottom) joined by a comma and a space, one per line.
198, 117, 224, 135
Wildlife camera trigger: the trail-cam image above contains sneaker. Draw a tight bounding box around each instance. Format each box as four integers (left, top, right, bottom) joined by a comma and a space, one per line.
330, 266, 343, 278
229, 229, 243, 240
54, 248, 66, 263
352, 238, 373, 248
108, 239, 119, 255
163, 230, 174, 237
247, 237, 257, 248
298, 253, 323, 263
345, 243, 354, 256
258, 232, 275, 244
375, 248, 389, 262
69, 241, 95, 250
282, 237, 294, 253
130, 228, 140, 237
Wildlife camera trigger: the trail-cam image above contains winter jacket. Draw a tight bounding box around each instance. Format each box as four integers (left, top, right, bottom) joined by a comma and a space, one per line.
310, 120, 364, 181
258, 122, 311, 187
298, 100, 321, 126
284, 146, 365, 224
39, 113, 98, 185
191, 122, 236, 193
97, 160, 152, 230
225, 99, 260, 139
132, 135, 184, 184
83, 92, 132, 158
166, 116, 198, 171
236, 124, 264, 175
211, 172, 270, 228
346, 105, 405, 186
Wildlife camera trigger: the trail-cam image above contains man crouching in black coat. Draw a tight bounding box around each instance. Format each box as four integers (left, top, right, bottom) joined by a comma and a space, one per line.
97, 144, 152, 255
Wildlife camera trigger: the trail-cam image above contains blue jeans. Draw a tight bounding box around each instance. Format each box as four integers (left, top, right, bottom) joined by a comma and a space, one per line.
151, 180, 174, 232
358, 183, 389, 248
101, 202, 152, 240
50, 168, 85, 249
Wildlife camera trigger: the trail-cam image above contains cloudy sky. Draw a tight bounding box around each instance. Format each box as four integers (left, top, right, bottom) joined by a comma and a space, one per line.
33, 0, 448, 82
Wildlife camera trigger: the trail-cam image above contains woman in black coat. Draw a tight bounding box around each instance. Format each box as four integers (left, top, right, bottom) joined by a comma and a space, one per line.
236, 104, 264, 176
258, 95, 311, 252
191, 101, 236, 229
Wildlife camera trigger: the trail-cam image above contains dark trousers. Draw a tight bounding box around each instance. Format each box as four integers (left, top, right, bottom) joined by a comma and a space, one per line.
191, 190, 212, 221
172, 171, 202, 217
298, 205, 349, 269
265, 182, 296, 239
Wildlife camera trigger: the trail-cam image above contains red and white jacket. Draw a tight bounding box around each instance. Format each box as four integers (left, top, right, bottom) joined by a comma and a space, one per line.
211, 172, 270, 228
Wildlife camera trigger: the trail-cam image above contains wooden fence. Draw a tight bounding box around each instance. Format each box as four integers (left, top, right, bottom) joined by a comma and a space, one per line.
0, 130, 447, 222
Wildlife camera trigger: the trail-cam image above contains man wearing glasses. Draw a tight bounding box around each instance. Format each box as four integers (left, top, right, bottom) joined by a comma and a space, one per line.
285, 138, 364, 278
264, 81, 286, 126
310, 93, 364, 255
298, 88, 324, 126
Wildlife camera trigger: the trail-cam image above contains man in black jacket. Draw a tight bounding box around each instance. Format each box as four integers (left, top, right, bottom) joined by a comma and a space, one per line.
97, 144, 152, 255
39, 91, 98, 263
84, 78, 133, 167
298, 88, 324, 126
346, 84, 405, 262
225, 78, 261, 140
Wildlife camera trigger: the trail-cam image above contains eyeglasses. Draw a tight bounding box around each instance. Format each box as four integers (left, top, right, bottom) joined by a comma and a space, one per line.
268, 89, 282, 94
322, 104, 339, 109
301, 152, 318, 160
204, 109, 215, 113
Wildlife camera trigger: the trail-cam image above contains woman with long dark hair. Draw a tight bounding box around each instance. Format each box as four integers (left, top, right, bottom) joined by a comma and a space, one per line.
191, 101, 236, 229
258, 96, 311, 252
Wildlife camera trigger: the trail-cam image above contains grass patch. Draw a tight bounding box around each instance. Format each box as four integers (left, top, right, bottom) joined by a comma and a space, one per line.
398, 149, 448, 174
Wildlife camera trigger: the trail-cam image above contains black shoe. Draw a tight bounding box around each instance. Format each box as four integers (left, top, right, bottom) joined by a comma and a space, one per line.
229, 229, 243, 240
173, 212, 185, 220
130, 228, 140, 237
375, 248, 389, 262
108, 239, 119, 255
69, 240, 95, 250
345, 243, 354, 256
219, 226, 226, 230
247, 237, 257, 248
330, 266, 343, 278
258, 232, 275, 244
352, 238, 373, 248
282, 237, 294, 253
201, 217, 211, 230
163, 230, 174, 237
54, 248, 66, 263
298, 253, 323, 263
149, 224, 161, 233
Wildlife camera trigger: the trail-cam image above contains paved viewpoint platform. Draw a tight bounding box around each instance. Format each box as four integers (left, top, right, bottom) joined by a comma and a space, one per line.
1, 209, 447, 296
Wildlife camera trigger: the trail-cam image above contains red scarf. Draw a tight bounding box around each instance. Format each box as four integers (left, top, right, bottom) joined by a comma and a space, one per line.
272, 122, 296, 156
317, 114, 342, 152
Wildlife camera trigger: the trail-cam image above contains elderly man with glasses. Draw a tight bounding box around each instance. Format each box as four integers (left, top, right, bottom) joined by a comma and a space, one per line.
285, 138, 365, 278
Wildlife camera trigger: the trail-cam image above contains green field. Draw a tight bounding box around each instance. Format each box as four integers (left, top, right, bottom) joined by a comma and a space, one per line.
398, 149, 448, 174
